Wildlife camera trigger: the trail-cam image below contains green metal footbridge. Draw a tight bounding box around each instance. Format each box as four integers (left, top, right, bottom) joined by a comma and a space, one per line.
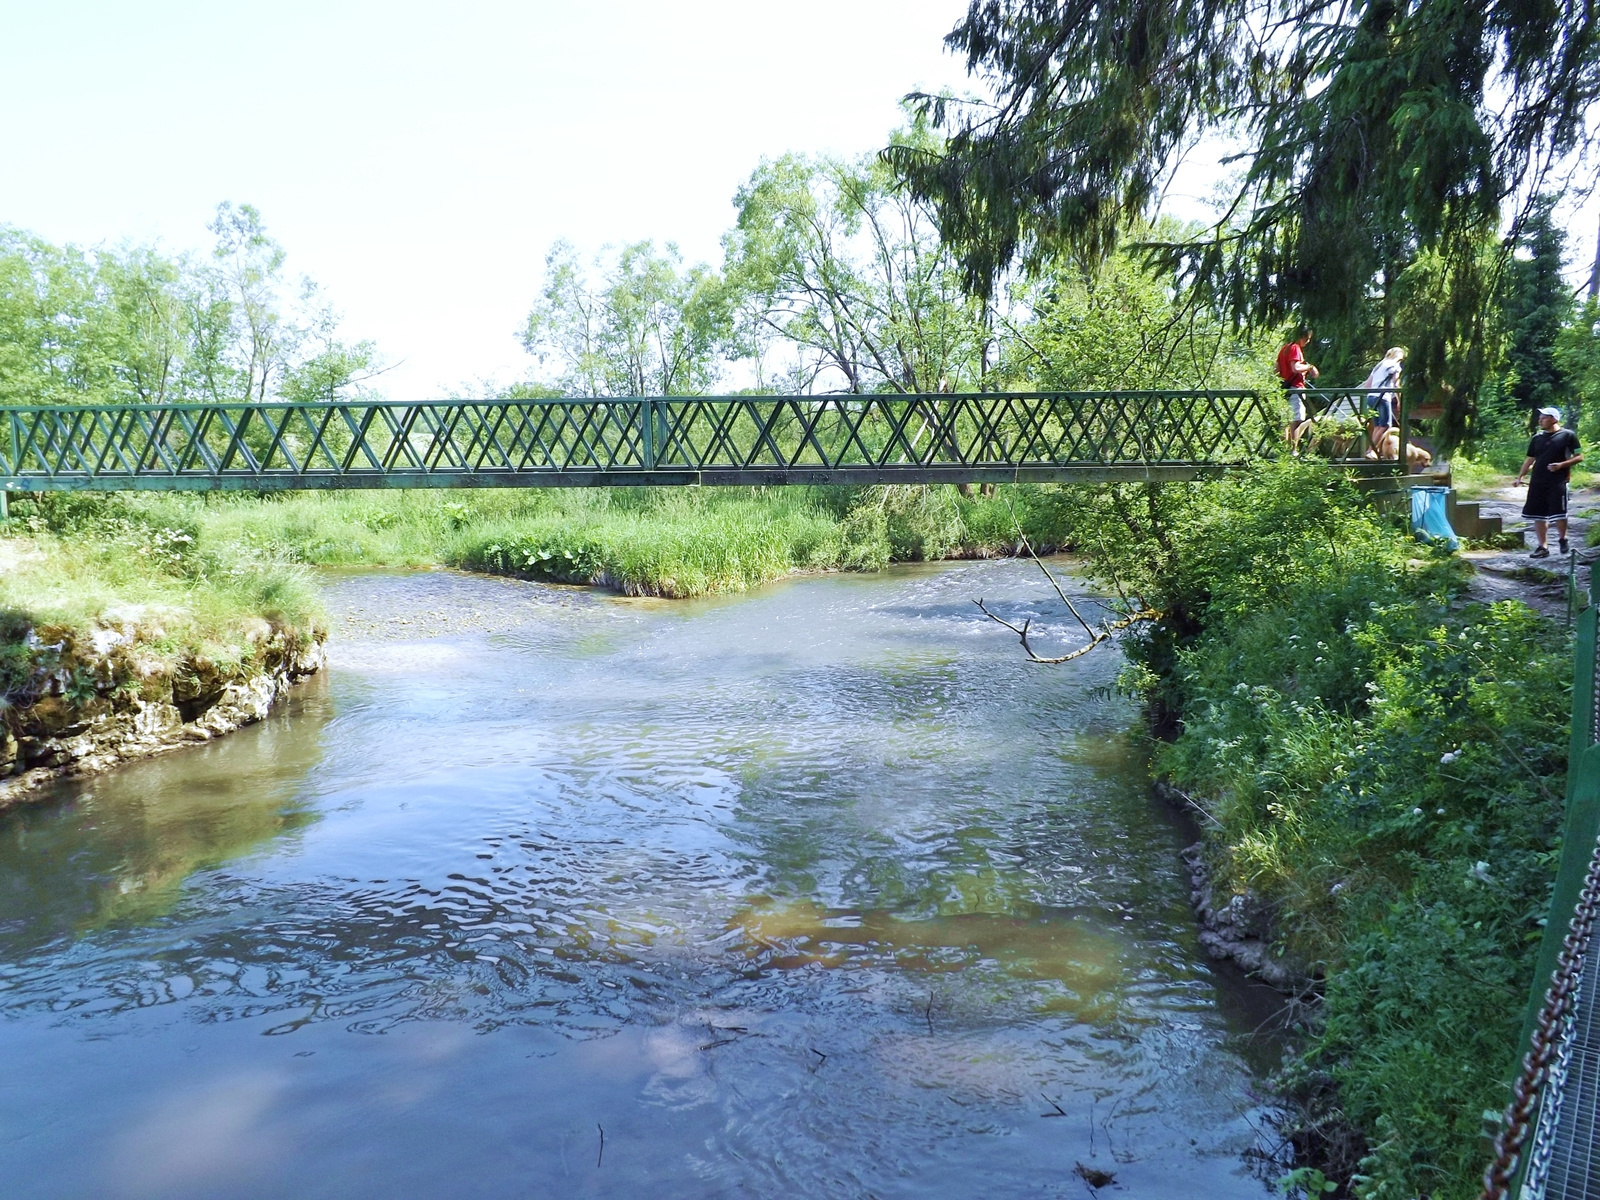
0, 389, 1399, 492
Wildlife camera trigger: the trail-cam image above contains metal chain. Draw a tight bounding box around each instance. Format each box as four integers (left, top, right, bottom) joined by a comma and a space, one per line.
1481, 832, 1600, 1200
1522, 1001, 1579, 1198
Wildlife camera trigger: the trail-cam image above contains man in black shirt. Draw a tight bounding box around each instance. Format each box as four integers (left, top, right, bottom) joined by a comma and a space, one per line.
1515, 407, 1583, 558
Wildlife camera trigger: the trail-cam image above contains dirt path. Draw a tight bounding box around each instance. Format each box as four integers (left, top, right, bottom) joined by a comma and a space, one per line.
1458, 483, 1600, 619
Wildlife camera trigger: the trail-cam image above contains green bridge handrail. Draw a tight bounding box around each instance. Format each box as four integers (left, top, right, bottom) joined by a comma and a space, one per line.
0, 389, 1398, 491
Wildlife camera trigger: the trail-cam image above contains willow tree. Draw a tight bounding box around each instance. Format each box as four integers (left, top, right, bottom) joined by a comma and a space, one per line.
887, 0, 1600, 443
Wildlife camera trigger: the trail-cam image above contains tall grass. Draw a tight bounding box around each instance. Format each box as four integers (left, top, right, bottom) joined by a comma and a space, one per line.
53, 483, 1059, 599
1, 495, 322, 647
0, 495, 325, 727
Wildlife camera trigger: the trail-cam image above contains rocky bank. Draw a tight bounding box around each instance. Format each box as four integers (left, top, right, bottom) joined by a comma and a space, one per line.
0, 616, 324, 812
1153, 781, 1312, 992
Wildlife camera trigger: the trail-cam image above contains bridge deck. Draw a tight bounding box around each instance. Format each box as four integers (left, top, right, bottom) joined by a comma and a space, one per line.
0, 390, 1397, 490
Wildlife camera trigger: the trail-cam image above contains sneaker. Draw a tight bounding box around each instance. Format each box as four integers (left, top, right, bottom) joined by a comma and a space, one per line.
1531, 546, 1551, 559
1561, 538, 1571, 554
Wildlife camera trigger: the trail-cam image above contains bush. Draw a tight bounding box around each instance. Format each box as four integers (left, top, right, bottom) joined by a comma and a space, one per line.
1062, 460, 1569, 1198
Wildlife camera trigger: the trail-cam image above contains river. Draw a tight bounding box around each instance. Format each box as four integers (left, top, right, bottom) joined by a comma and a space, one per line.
0, 559, 1280, 1198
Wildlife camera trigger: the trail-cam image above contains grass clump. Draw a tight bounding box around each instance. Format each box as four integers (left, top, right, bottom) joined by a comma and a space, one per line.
456, 494, 843, 597
1, 493, 322, 644
1059, 461, 1569, 1198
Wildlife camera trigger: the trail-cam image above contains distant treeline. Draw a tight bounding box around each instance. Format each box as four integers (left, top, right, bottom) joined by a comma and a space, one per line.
7, 121, 1593, 458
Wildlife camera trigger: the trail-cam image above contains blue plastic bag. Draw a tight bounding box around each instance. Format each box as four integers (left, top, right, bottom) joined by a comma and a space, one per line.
1410, 486, 1460, 551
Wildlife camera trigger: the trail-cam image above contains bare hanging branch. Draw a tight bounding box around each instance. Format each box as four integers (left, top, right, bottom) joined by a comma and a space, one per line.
979, 485, 1162, 663
974, 599, 1161, 664
996, 487, 1103, 638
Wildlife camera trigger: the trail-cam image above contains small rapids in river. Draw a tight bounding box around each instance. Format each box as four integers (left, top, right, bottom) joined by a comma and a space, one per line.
0, 559, 1281, 1198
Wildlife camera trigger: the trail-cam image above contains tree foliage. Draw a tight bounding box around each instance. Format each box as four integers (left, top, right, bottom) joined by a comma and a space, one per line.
724, 140, 993, 394
996, 228, 1271, 391
525, 136, 1269, 400
0, 204, 380, 409
1050, 462, 1569, 1197
520, 240, 735, 397
1501, 197, 1576, 414
1556, 297, 1600, 436
889, 0, 1600, 439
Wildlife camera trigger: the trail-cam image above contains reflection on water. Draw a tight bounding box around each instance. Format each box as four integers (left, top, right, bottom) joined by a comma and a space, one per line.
0, 681, 330, 951
0, 562, 1280, 1199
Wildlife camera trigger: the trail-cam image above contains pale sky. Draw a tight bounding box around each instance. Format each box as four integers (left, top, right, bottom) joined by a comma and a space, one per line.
0, 1, 979, 397
3, 3, 1595, 399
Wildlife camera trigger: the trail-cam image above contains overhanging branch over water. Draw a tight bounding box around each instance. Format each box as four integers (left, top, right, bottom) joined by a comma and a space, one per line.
0, 391, 1402, 491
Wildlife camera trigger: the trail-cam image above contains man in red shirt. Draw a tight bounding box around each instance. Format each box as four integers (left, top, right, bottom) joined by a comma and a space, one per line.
1276, 326, 1319, 450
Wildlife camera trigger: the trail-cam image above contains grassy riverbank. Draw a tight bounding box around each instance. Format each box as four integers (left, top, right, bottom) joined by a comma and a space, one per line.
0, 496, 325, 782
1062, 461, 1569, 1198
6, 484, 1063, 599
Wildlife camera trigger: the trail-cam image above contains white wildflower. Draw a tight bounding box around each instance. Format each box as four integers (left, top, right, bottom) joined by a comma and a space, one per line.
1440, 750, 1461, 765
1468, 861, 1495, 884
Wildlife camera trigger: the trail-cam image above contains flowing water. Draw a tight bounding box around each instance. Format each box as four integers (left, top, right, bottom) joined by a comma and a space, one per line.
0, 560, 1281, 1198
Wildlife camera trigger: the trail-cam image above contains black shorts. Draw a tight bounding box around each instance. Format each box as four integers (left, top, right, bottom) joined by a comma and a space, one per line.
1523, 478, 1569, 519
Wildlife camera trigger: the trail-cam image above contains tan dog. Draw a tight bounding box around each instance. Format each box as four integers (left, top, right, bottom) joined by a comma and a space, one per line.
1378, 432, 1432, 466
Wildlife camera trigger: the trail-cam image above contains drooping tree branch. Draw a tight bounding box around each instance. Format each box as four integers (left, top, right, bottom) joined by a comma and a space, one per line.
886, 0, 1600, 443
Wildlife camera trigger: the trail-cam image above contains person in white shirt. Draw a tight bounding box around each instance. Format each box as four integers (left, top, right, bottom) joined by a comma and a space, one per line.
1361, 347, 1405, 459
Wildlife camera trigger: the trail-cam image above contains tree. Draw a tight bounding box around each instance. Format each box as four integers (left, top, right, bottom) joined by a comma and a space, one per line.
725, 142, 992, 395
0, 207, 379, 414
1502, 197, 1575, 416
280, 282, 386, 405
889, 0, 1600, 441
207, 202, 291, 405
96, 247, 188, 405
1556, 298, 1600, 440
521, 241, 734, 396
997, 224, 1270, 392
0, 230, 115, 405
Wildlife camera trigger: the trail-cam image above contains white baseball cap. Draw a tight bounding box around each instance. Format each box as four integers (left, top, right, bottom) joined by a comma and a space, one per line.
1538, 407, 1562, 419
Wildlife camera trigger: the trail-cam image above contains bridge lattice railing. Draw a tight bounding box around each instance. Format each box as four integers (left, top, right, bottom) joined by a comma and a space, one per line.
0, 390, 1388, 490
